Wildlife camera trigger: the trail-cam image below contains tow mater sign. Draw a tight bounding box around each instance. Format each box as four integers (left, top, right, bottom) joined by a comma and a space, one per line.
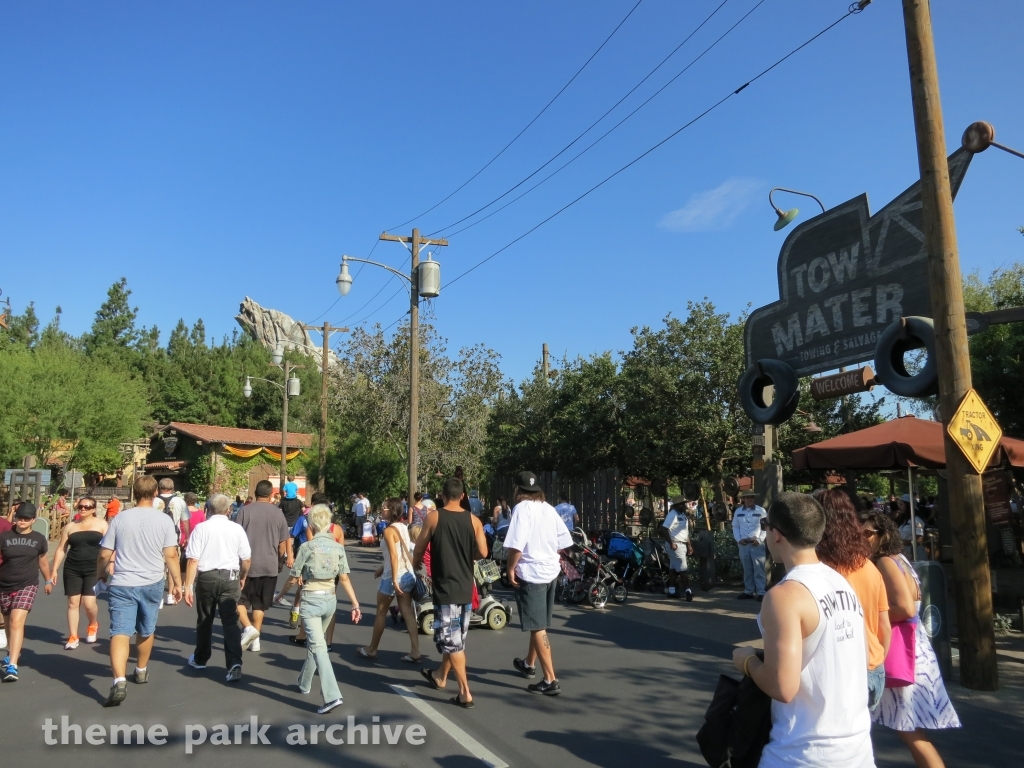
739, 148, 973, 424
745, 147, 972, 376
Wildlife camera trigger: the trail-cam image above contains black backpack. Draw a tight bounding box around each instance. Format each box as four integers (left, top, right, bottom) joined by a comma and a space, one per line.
695, 668, 772, 768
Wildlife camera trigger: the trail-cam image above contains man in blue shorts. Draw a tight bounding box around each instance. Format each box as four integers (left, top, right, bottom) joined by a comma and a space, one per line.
96, 475, 181, 707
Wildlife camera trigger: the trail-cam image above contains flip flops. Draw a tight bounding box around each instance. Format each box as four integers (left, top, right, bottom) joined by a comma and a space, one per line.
450, 695, 475, 709
356, 647, 377, 659
400, 655, 425, 664
420, 667, 444, 690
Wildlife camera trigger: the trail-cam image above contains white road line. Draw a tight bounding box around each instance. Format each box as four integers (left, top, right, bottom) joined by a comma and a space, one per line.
388, 684, 509, 768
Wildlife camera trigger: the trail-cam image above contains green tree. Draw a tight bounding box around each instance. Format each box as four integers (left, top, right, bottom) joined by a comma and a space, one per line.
0, 341, 148, 473
330, 320, 505, 494
82, 277, 139, 354
484, 366, 558, 476
618, 301, 750, 500
964, 265, 1024, 435
4, 302, 40, 348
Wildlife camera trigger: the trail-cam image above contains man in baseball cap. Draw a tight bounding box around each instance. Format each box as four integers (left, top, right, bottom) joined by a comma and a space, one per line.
1, 501, 54, 681
505, 471, 573, 695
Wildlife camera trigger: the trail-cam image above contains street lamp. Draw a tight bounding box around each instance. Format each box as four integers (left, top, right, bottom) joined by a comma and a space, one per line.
243, 344, 303, 493
338, 227, 448, 503
769, 187, 827, 231
962, 121, 1024, 160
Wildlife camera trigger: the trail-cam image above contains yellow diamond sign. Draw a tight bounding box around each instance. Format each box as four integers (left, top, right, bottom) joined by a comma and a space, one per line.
947, 389, 1002, 474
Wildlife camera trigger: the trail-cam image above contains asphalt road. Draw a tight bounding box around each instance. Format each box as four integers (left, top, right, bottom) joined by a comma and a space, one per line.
1, 543, 1016, 767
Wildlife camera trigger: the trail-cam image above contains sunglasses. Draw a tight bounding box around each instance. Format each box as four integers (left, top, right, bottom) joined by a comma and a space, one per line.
862, 529, 880, 538
77, 505, 96, 511
759, 518, 778, 532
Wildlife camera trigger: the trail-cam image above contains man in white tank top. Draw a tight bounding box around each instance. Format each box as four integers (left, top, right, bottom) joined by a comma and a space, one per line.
732, 492, 874, 768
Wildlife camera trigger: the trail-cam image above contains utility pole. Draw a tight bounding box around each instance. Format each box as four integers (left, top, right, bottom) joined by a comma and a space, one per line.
380, 228, 448, 503
542, 343, 550, 382
902, 0, 997, 690
300, 322, 349, 493
279, 360, 299, 494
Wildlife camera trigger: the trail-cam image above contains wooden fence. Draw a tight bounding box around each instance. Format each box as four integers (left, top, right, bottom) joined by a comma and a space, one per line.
489, 468, 623, 531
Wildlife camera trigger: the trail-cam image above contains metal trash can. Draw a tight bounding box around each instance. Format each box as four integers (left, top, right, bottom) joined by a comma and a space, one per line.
914, 560, 952, 681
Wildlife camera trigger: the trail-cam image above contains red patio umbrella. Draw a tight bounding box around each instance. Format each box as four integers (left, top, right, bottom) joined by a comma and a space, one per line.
792, 415, 1024, 471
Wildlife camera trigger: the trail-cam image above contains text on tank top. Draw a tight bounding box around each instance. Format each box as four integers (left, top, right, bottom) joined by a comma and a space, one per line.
757, 562, 873, 768
381, 523, 414, 582
431, 508, 475, 606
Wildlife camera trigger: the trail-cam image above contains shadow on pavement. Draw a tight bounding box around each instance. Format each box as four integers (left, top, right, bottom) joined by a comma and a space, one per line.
527, 729, 706, 767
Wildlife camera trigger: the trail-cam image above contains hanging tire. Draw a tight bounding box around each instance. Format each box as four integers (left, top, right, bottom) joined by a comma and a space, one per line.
738, 359, 800, 425
873, 316, 939, 398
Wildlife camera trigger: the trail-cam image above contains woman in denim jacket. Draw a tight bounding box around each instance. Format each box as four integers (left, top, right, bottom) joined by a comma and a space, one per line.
291, 504, 361, 714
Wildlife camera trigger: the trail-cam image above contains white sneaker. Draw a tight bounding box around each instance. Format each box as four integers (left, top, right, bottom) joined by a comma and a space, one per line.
0, 629, 7, 649
240, 626, 260, 651
250, 638, 261, 653
165, 595, 177, 606
187, 654, 206, 670
65, 638, 80, 650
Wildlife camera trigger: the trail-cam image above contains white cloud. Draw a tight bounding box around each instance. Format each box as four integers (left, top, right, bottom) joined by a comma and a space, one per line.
658, 177, 762, 233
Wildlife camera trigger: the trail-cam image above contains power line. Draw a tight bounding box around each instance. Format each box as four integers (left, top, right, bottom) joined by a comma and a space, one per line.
426, 0, 736, 238
387, 0, 646, 231
444, 4, 867, 289
348, 283, 407, 328
438, 0, 766, 240
334, 273, 396, 325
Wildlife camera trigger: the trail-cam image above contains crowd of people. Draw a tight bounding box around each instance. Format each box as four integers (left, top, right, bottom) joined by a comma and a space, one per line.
0, 470, 576, 716
0, 471, 967, 765
731, 489, 960, 768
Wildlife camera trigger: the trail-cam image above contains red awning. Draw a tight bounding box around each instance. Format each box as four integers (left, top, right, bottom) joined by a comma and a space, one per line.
791, 415, 1024, 471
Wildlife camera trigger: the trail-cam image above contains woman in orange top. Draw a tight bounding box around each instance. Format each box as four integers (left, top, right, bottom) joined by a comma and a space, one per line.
815, 489, 891, 711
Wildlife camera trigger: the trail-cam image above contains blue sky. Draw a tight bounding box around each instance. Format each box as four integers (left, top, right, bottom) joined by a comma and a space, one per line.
2, 1, 1022, 383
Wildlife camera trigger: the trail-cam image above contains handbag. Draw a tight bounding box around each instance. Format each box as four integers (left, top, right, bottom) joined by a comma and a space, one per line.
413, 574, 431, 602
884, 618, 917, 688
696, 663, 772, 768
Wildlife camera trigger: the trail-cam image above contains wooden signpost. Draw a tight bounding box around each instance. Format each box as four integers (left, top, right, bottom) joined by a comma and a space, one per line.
809, 366, 875, 400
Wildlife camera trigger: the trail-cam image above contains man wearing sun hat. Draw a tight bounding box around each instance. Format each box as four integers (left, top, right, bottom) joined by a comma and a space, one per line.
732, 489, 768, 601
660, 497, 693, 601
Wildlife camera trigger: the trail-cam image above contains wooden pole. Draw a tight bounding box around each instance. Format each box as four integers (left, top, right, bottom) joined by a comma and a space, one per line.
902, 0, 998, 690
320, 322, 330, 493
300, 322, 349, 494
409, 229, 421, 505
280, 360, 290, 494
542, 343, 550, 382
379, 230, 447, 504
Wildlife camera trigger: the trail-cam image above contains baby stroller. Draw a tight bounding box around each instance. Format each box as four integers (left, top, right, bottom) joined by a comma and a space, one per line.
415, 558, 511, 635
558, 530, 626, 608
490, 527, 511, 586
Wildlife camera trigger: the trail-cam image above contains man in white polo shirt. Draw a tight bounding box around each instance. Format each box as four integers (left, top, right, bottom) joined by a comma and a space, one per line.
504, 471, 574, 696
183, 493, 251, 682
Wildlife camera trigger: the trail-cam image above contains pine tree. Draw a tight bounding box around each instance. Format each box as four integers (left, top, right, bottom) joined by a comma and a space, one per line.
83, 278, 139, 353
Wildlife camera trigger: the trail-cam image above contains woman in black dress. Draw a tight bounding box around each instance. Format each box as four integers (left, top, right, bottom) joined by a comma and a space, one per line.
49, 496, 108, 649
